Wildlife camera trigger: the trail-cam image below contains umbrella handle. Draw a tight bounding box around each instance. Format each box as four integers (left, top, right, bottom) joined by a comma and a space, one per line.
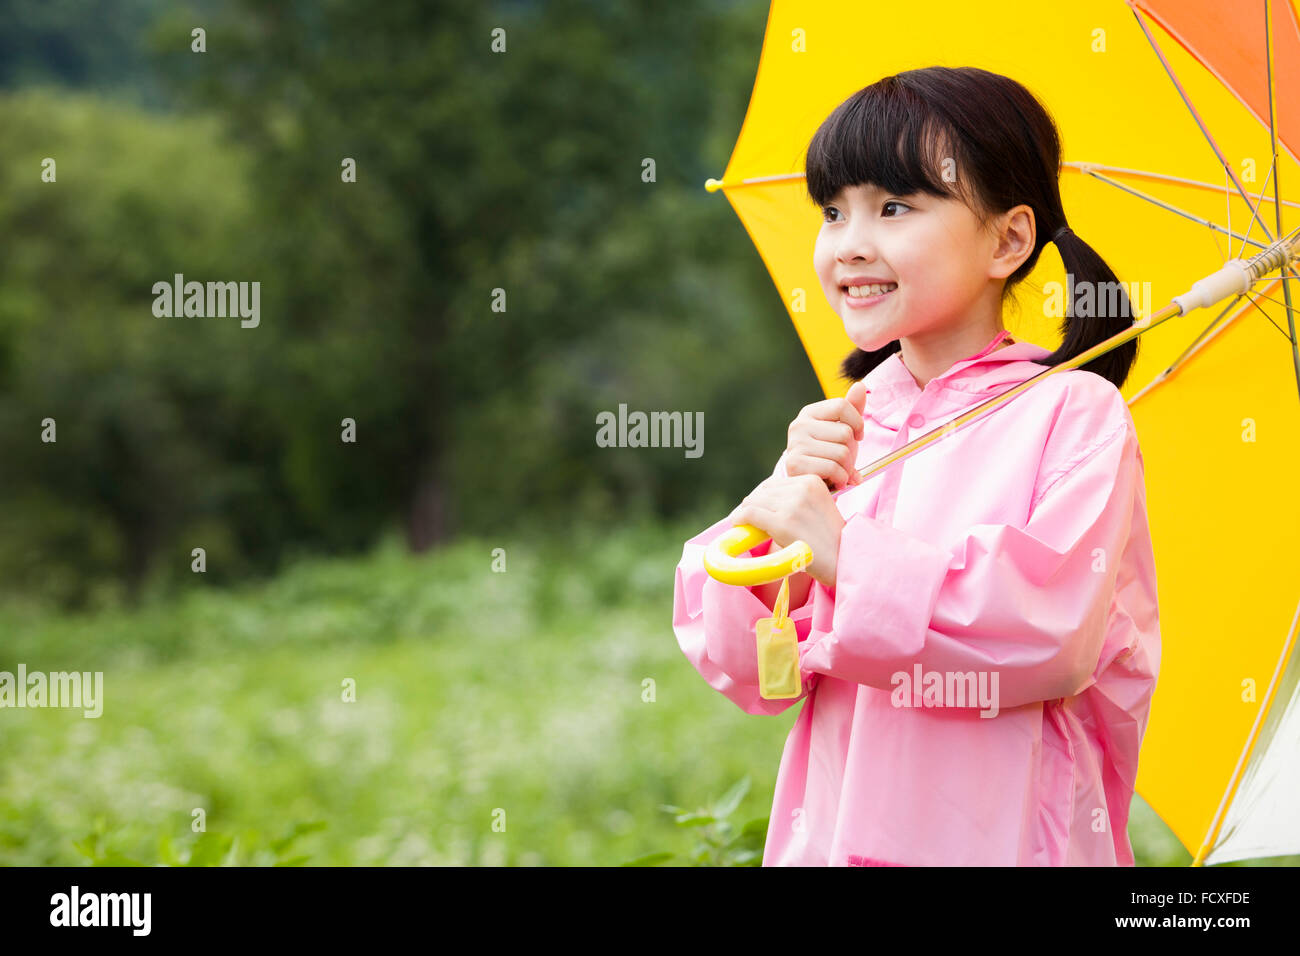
702, 523, 814, 587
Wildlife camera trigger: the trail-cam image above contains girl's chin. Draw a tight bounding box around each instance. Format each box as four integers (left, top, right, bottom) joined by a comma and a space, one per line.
844, 325, 897, 353
854, 340, 894, 353
837, 298, 907, 351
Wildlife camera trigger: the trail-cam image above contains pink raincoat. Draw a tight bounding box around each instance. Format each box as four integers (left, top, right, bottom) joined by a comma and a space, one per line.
672, 329, 1161, 866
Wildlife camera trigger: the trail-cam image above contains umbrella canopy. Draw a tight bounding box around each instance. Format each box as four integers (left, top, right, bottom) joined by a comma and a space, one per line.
705, 0, 1300, 865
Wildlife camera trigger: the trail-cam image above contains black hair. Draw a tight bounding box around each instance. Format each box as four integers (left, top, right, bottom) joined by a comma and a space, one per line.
805, 66, 1137, 389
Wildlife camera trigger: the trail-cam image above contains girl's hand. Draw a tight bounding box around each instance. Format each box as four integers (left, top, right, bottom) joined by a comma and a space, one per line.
785, 380, 868, 492
728, 474, 846, 589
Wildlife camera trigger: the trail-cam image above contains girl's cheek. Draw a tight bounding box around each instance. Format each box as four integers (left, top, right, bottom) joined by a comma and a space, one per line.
815, 258, 836, 291
813, 242, 831, 276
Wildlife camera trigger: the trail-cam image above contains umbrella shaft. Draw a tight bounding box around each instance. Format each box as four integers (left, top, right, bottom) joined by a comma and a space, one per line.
843, 302, 1181, 490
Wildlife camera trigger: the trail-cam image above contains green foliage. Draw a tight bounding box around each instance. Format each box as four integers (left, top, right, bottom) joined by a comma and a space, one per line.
623, 776, 767, 867
0, 0, 179, 105
73, 817, 327, 866
0, 513, 799, 866
0, 516, 1240, 867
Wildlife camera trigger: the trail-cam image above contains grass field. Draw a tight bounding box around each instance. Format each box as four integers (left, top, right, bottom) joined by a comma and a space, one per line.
0, 511, 1288, 866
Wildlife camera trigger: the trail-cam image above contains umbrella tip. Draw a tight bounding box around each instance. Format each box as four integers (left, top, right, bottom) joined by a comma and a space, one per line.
704, 178, 724, 193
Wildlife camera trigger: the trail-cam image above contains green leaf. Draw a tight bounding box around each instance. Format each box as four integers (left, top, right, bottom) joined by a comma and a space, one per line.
157, 832, 182, 866
188, 831, 232, 866
271, 820, 327, 854
221, 835, 242, 866
71, 835, 99, 862
675, 813, 715, 827
711, 776, 750, 820
621, 852, 675, 867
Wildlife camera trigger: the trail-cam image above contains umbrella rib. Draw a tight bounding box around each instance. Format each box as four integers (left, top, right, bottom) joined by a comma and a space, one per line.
1222, 168, 1232, 264
1231, 154, 1277, 261
1243, 286, 1298, 342
1245, 223, 1300, 341
721, 163, 1300, 213
1125, 275, 1293, 406
1245, 288, 1296, 314
1126, 298, 1241, 405
1130, 6, 1276, 243
1125, 290, 1269, 405
1060, 162, 1300, 211
1079, 169, 1271, 251
705, 172, 806, 191
1263, 0, 1300, 402
1192, 597, 1300, 866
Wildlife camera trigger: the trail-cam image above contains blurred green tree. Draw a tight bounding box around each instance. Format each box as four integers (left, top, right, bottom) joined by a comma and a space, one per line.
152, 0, 815, 548
0, 0, 822, 605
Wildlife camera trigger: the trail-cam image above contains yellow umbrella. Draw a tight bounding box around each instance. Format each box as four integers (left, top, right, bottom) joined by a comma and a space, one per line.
700, 0, 1300, 865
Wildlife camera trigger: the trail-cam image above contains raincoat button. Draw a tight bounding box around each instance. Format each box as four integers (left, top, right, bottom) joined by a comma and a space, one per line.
907, 413, 925, 429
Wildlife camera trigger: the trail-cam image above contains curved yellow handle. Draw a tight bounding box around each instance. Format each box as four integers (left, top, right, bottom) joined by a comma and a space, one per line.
702, 522, 813, 587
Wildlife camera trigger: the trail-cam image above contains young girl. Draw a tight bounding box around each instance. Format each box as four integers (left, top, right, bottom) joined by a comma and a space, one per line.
672, 66, 1160, 866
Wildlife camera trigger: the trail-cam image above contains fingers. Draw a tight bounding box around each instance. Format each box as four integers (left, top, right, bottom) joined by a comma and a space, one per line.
784, 390, 869, 498
728, 498, 782, 538
823, 471, 860, 491
795, 385, 868, 437
807, 395, 864, 428
845, 380, 868, 419
841, 392, 866, 440
786, 453, 853, 490
786, 430, 858, 483
795, 434, 856, 465
789, 419, 859, 471
800, 419, 859, 445
826, 388, 867, 437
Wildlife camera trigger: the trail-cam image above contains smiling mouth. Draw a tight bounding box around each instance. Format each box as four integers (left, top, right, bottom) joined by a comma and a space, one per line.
843, 282, 898, 298
841, 283, 898, 308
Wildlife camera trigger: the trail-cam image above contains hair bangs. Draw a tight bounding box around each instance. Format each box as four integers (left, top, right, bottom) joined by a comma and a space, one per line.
805, 80, 974, 214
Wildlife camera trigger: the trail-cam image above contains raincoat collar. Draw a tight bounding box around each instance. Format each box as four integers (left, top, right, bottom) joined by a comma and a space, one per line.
860, 329, 1052, 403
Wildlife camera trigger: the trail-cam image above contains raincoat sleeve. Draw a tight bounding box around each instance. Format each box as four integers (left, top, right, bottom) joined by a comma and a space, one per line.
672, 451, 820, 715
802, 383, 1143, 711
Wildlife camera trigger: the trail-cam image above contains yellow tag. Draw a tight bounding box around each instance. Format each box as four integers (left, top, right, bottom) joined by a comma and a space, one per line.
757, 576, 802, 699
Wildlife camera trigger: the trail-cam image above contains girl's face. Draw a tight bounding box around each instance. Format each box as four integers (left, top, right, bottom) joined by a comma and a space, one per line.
813, 183, 1005, 353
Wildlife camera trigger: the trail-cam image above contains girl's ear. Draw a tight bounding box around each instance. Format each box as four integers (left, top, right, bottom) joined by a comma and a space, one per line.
990, 205, 1036, 280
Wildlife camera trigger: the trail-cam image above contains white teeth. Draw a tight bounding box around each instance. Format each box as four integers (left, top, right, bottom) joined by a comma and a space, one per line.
846, 282, 897, 297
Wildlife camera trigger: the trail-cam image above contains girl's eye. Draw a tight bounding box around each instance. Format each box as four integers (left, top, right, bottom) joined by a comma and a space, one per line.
821, 200, 908, 222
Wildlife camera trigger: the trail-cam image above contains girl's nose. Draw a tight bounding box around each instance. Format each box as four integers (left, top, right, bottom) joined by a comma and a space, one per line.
836, 220, 879, 263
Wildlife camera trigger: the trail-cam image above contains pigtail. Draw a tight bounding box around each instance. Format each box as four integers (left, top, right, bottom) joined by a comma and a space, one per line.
839, 339, 901, 383
1039, 228, 1139, 390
